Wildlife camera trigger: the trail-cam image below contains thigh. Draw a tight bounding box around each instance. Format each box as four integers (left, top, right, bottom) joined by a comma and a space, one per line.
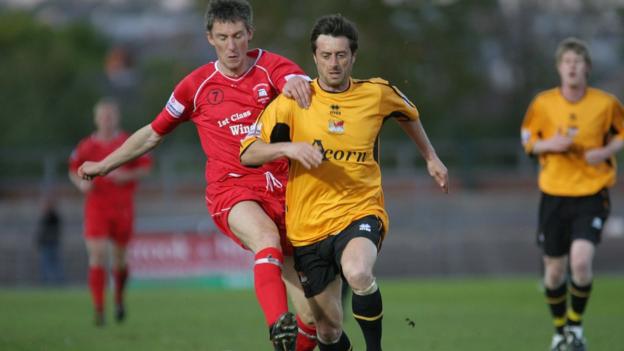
538, 193, 569, 257
208, 184, 288, 253
334, 216, 382, 268
85, 238, 108, 266
111, 244, 128, 269
340, 237, 378, 275
228, 200, 281, 253
569, 239, 595, 265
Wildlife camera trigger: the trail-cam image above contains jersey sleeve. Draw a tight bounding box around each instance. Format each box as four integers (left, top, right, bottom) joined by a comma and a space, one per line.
240, 95, 294, 155
151, 75, 195, 136
378, 81, 420, 121
520, 96, 545, 154
609, 96, 624, 141
262, 51, 308, 92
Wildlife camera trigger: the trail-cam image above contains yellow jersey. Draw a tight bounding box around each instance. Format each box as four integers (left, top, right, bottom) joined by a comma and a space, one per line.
521, 87, 624, 196
241, 78, 419, 246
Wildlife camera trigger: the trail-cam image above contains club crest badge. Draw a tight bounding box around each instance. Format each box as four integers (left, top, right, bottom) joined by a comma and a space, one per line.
328, 119, 345, 134
253, 83, 271, 105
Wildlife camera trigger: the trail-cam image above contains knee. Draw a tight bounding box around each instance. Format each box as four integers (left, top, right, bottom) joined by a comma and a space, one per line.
88, 251, 107, 267
316, 324, 342, 345
296, 309, 315, 326
248, 230, 282, 253
544, 264, 566, 288
112, 255, 127, 270
343, 268, 374, 292
570, 259, 592, 284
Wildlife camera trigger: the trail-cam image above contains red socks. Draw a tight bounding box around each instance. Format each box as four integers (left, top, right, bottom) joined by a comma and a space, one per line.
88, 266, 106, 312
253, 247, 288, 326
296, 314, 318, 351
113, 267, 128, 306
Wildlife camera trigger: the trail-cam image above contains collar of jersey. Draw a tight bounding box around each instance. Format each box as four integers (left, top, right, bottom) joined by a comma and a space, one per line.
215, 48, 263, 82
313, 77, 353, 95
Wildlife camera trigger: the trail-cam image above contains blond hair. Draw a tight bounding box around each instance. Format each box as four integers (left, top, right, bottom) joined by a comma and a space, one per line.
555, 37, 592, 68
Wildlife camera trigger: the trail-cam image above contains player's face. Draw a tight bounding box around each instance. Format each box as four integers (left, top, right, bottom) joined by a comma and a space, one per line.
207, 20, 253, 77
557, 50, 589, 89
313, 35, 356, 92
94, 103, 119, 134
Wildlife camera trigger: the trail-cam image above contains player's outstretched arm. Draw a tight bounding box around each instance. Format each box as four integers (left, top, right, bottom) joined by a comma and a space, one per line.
398, 119, 448, 193
79, 124, 162, 180
241, 139, 322, 170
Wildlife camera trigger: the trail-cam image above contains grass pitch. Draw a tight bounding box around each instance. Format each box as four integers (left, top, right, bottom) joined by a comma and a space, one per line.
1, 276, 622, 350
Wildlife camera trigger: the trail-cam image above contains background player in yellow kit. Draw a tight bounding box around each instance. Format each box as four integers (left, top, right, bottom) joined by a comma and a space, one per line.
241, 14, 448, 351
521, 37, 624, 351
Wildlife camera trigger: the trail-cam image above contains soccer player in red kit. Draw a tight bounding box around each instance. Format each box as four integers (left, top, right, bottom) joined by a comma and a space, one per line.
68, 98, 152, 326
78, 1, 316, 350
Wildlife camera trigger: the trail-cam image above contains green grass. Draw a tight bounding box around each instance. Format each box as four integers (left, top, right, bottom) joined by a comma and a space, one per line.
1, 276, 622, 350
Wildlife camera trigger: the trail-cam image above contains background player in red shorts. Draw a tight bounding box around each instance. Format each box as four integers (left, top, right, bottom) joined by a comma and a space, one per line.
68, 98, 152, 326
78, 1, 315, 350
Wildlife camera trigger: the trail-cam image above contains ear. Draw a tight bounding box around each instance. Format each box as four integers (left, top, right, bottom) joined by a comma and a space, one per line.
312, 52, 318, 65
351, 52, 357, 65
206, 31, 215, 46
247, 28, 254, 41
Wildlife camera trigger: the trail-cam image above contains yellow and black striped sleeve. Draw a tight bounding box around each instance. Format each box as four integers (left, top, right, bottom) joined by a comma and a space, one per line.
240, 94, 295, 154
609, 97, 624, 141
377, 80, 419, 121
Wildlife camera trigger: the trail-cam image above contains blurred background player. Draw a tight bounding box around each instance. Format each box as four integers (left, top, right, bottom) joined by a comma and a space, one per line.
241, 14, 448, 351
68, 98, 152, 326
521, 37, 624, 351
35, 194, 64, 285
77, 1, 316, 350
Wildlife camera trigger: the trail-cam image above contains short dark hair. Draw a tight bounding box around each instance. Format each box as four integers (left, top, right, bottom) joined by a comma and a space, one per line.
205, 0, 253, 32
310, 14, 359, 54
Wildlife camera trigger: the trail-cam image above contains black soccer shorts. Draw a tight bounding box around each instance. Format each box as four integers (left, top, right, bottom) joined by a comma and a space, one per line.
293, 215, 383, 298
537, 189, 610, 257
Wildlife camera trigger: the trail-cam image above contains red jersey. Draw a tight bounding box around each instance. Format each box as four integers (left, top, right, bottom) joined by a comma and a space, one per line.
150, 49, 306, 188
69, 132, 152, 209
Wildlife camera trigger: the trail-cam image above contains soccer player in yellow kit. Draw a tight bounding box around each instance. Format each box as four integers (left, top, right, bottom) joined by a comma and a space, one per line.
241, 14, 448, 351
521, 37, 624, 351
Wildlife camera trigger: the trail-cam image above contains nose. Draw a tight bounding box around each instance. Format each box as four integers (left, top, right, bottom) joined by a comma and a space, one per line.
226, 37, 236, 51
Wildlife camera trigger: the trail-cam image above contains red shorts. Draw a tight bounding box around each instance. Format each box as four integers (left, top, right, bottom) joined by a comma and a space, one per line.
206, 176, 292, 255
84, 203, 134, 247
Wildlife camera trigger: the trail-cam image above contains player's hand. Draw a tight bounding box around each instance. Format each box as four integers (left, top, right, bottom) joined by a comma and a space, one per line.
284, 142, 323, 169
78, 161, 107, 181
585, 147, 610, 165
77, 179, 93, 193
282, 76, 311, 109
545, 133, 573, 153
426, 156, 448, 193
